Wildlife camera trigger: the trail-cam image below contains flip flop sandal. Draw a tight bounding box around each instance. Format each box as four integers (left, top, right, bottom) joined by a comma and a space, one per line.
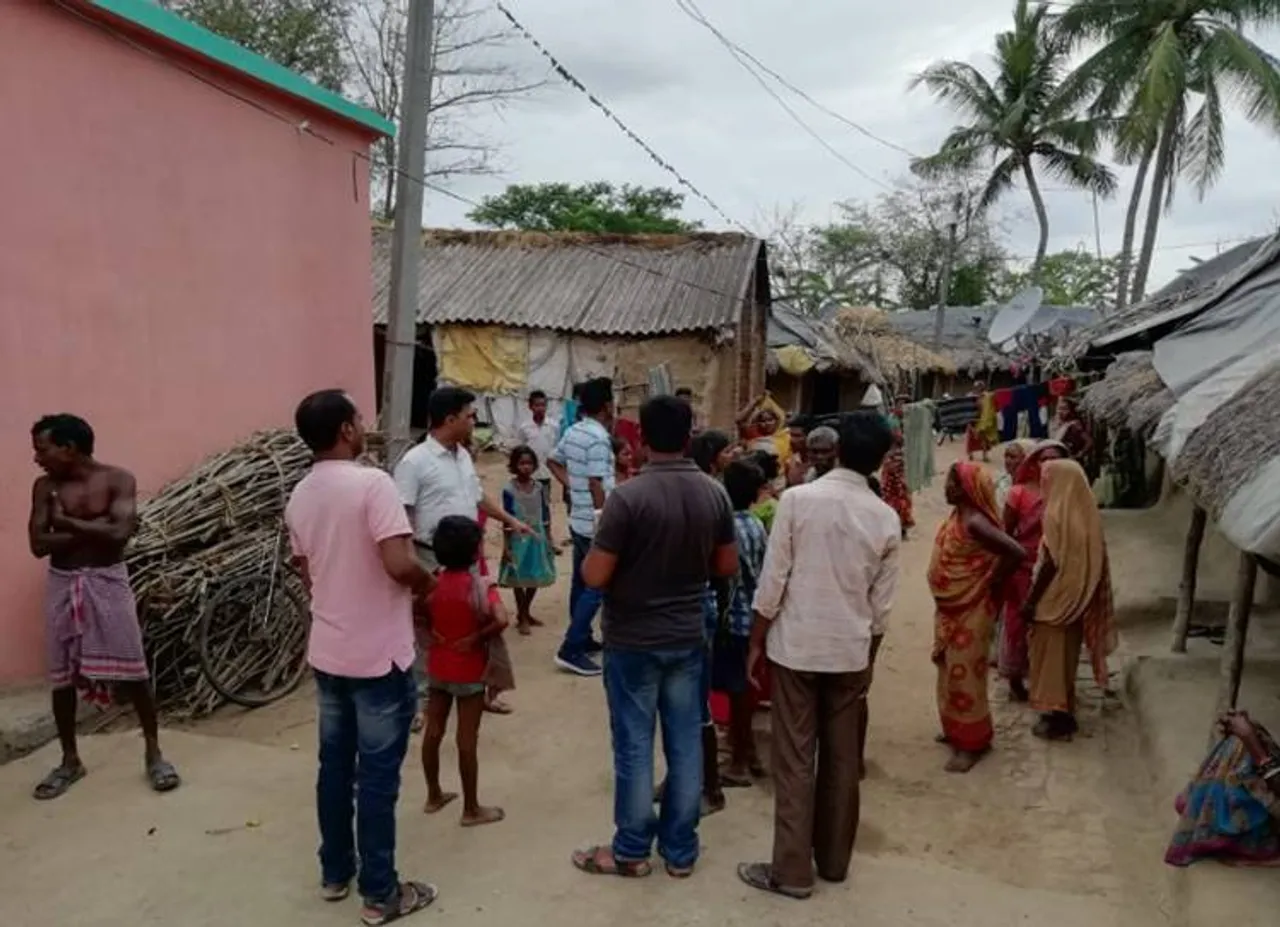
147, 759, 182, 793
664, 861, 695, 879
33, 764, 86, 801
320, 881, 351, 902
361, 881, 438, 925
571, 845, 652, 878
736, 862, 812, 899
484, 700, 514, 715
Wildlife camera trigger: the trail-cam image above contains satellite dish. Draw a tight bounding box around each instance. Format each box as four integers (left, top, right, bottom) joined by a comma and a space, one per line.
987, 286, 1043, 345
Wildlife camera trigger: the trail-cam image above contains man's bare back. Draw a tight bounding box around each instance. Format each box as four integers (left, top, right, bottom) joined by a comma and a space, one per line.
28, 464, 138, 570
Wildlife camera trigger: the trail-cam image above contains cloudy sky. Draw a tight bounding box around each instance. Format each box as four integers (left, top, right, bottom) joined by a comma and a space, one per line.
425, 0, 1280, 291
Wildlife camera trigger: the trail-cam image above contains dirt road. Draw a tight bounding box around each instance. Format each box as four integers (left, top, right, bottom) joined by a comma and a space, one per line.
0, 444, 1177, 926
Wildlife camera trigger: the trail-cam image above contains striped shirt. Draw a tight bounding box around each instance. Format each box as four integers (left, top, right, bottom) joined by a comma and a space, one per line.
729, 511, 768, 637
551, 417, 614, 538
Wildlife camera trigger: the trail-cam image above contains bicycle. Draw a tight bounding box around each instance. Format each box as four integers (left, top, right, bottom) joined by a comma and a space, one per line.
197, 522, 310, 708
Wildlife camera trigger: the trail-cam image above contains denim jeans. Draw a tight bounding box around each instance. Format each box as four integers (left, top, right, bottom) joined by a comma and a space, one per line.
315, 666, 417, 903
603, 647, 704, 868
563, 531, 602, 654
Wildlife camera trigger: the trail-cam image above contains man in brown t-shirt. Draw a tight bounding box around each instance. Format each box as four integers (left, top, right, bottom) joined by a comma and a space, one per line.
569, 395, 737, 879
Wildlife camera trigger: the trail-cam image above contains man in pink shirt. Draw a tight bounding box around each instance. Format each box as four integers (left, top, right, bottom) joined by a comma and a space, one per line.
285, 390, 438, 925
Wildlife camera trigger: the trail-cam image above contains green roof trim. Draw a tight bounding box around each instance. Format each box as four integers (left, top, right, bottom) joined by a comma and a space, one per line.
84, 0, 395, 137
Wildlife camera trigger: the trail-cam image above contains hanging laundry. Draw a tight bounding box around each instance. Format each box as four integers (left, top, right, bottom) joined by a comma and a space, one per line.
902, 401, 936, 493
996, 388, 1019, 442
1048, 376, 1075, 398
936, 394, 980, 434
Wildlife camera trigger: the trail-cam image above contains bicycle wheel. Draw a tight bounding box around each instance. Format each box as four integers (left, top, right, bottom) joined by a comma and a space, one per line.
197, 567, 310, 709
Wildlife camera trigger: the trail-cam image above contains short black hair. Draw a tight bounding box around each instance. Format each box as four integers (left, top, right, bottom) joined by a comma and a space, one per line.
723, 459, 765, 511
640, 394, 693, 454
432, 515, 484, 570
528, 390, 547, 404
580, 377, 614, 416
787, 414, 812, 431
294, 390, 356, 453
688, 429, 731, 474
744, 449, 779, 482
674, 387, 693, 398
428, 386, 476, 428
31, 414, 95, 456
838, 411, 893, 476
508, 444, 538, 474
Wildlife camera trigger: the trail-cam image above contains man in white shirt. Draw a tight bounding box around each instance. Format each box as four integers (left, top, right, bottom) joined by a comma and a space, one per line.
393, 387, 530, 567
738, 411, 899, 900
518, 390, 560, 541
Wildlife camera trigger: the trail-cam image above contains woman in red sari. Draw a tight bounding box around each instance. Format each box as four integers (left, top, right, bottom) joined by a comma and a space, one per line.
880, 428, 914, 539
998, 441, 1066, 701
929, 462, 1026, 773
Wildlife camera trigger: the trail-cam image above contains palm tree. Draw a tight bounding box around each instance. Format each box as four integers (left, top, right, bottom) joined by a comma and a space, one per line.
910, 0, 1117, 280
1056, 0, 1280, 305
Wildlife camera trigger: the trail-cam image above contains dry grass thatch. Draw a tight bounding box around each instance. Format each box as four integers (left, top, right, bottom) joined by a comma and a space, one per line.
1081, 352, 1175, 436
1173, 361, 1280, 519
832, 307, 957, 379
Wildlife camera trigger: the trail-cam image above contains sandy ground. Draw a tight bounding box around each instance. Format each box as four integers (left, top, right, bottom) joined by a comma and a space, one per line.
0, 443, 1191, 926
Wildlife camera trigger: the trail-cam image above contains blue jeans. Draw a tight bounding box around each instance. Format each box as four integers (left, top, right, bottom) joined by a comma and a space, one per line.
603, 647, 704, 868
315, 666, 417, 903
564, 531, 602, 654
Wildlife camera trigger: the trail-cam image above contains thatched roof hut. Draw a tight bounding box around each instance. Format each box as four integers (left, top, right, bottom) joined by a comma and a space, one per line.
881, 305, 1099, 374
768, 302, 880, 382
831, 307, 956, 380
1080, 352, 1175, 437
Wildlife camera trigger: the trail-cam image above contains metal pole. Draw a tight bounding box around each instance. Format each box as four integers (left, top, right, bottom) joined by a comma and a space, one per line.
1092, 191, 1103, 260
932, 195, 961, 351
382, 0, 436, 470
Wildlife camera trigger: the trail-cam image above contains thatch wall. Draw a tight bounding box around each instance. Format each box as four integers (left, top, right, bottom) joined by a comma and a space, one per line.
832, 307, 956, 381
1172, 363, 1280, 521
1081, 352, 1174, 436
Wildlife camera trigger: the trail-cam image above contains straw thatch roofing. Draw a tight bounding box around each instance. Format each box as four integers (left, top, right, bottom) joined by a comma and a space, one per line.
831, 307, 956, 380
881, 305, 1099, 373
1080, 351, 1175, 436
370, 227, 767, 336
1172, 361, 1280, 529
1064, 235, 1274, 357
767, 303, 879, 379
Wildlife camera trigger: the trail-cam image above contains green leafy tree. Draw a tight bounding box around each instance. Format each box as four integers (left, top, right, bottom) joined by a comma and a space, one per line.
910, 0, 1116, 279
1056, 0, 1280, 305
468, 182, 699, 234
768, 180, 1009, 313
162, 0, 347, 90
997, 249, 1122, 306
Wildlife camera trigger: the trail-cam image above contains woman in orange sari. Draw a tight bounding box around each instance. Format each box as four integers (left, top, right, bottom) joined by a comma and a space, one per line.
929, 462, 1026, 773
1022, 459, 1117, 741
998, 440, 1067, 701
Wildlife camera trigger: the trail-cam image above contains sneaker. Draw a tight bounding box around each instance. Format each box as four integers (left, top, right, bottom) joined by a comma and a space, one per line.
585, 638, 604, 655
555, 650, 602, 677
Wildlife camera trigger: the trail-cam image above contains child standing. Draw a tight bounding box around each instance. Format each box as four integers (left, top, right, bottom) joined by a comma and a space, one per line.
498, 446, 556, 635
421, 516, 509, 827
716, 459, 769, 786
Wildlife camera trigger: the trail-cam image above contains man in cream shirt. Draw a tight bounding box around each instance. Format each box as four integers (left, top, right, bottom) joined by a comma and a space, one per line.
738, 411, 899, 901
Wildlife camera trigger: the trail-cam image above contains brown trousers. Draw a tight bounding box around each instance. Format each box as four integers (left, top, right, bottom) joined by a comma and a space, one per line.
770, 662, 871, 889
856, 635, 884, 777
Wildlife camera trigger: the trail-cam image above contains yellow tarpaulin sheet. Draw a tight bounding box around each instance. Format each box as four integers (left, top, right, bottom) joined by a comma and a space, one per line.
435, 325, 529, 393
775, 344, 815, 376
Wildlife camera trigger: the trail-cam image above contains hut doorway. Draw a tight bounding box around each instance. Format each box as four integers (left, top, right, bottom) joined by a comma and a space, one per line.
372, 324, 438, 431
810, 372, 841, 416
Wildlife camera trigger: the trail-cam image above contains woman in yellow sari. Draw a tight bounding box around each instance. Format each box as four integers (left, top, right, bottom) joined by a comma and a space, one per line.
929, 462, 1027, 773
1022, 458, 1117, 741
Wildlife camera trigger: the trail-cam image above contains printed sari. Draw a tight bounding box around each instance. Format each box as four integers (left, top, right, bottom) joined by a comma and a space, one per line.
880, 434, 914, 531
1166, 726, 1280, 867
928, 462, 1002, 753
998, 445, 1046, 679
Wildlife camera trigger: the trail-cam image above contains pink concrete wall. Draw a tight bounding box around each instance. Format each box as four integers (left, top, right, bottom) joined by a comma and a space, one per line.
0, 5, 380, 682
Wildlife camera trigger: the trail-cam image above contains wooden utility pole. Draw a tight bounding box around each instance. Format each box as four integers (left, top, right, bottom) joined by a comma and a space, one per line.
1214, 551, 1259, 722
1170, 506, 1207, 653
382, 0, 436, 470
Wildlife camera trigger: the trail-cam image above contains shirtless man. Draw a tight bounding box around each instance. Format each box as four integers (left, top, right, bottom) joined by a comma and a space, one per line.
27, 414, 178, 800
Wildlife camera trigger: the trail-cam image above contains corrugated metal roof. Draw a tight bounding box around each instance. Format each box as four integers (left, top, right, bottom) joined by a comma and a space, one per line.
371, 228, 766, 336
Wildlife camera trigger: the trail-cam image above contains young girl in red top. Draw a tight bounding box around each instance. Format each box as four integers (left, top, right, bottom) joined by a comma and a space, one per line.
421, 515, 509, 827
